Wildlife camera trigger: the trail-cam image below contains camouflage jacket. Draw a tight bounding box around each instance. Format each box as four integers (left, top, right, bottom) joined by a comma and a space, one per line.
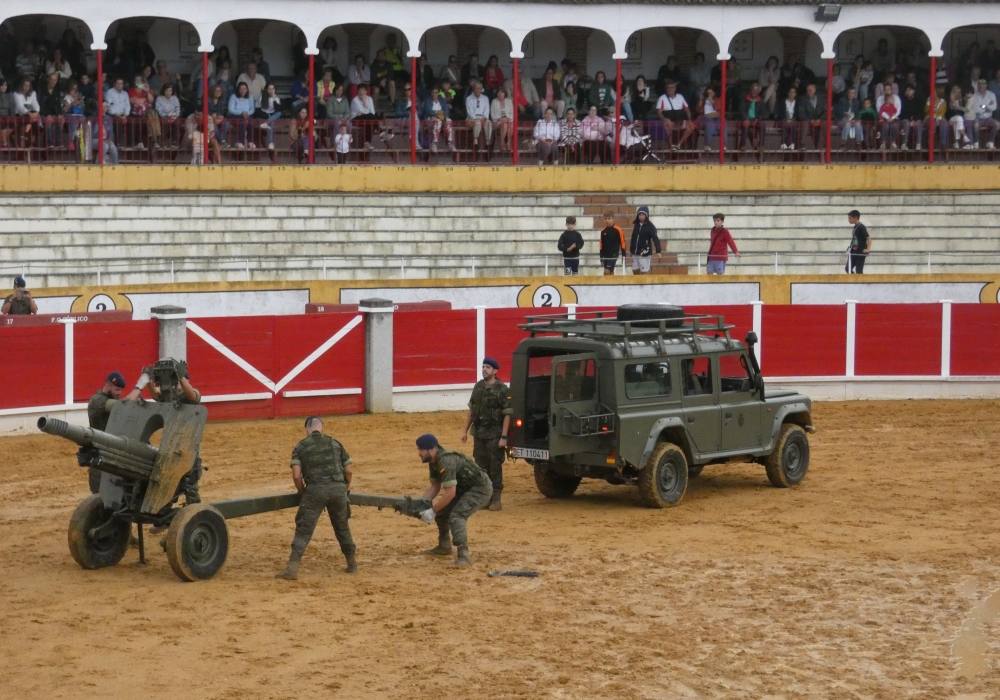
428, 448, 490, 494
468, 379, 512, 439
4, 294, 32, 315
291, 431, 352, 486
87, 391, 113, 431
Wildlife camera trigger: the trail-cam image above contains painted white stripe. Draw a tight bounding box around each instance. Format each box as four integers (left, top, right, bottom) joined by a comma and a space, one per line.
763, 375, 1000, 383
282, 388, 364, 398
394, 383, 476, 393
940, 300, 952, 378
0, 402, 86, 417
200, 392, 273, 403
59, 318, 76, 406
751, 300, 763, 371
187, 321, 277, 392
475, 306, 486, 381
845, 300, 857, 378
274, 315, 363, 392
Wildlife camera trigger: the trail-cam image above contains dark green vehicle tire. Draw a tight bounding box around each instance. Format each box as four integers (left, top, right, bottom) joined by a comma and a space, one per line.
687, 465, 705, 478
533, 464, 581, 498
765, 424, 810, 488
68, 494, 131, 569
165, 504, 229, 582
638, 442, 689, 508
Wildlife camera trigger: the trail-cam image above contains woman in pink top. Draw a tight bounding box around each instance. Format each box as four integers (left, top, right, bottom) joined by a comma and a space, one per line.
581, 105, 607, 163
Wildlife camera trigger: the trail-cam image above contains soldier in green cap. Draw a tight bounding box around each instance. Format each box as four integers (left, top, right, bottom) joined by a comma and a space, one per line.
278, 416, 358, 580
460, 356, 512, 511
416, 433, 492, 568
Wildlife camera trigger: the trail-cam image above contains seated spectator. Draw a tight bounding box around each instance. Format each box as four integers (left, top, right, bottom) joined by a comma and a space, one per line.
370, 49, 391, 98
898, 84, 923, 149
290, 71, 309, 114
623, 75, 653, 123
965, 79, 998, 149
422, 84, 455, 152
779, 86, 799, 150
288, 107, 311, 163
439, 79, 463, 119
559, 107, 582, 162
15, 42, 40, 83
656, 81, 694, 150
155, 84, 181, 119
348, 54, 370, 98
533, 106, 560, 164
227, 81, 255, 150
319, 38, 338, 78
382, 33, 405, 99
465, 82, 492, 151
416, 56, 435, 95
59, 29, 85, 76
45, 48, 72, 82
698, 86, 720, 151
740, 81, 764, 149
440, 55, 461, 86
857, 97, 877, 147
688, 52, 712, 100
371, 83, 393, 116
657, 56, 681, 89
237, 63, 267, 109
129, 73, 161, 149
536, 67, 564, 119
259, 83, 283, 157
561, 62, 579, 92
206, 83, 230, 144
759, 56, 781, 117
926, 85, 948, 152
966, 66, 983, 97
875, 83, 901, 149
873, 72, 899, 100
316, 68, 337, 118
149, 60, 177, 94
325, 83, 351, 126
78, 73, 96, 103
945, 85, 970, 148
795, 82, 825, 148
38, 72, 65, 148
518, 72, 541, 120
617, 118, 648, 163
350, 84, 378, 150
580, 104, 607, 162
836, 86, 863, 146
490, 86, 513, 153
989, 67, 1000, 102
213, 59, 234, 96
0, 79, 14, 148
462, 55, 482, 91
589, 70, 615, 116
562, 81, 580, 116
483, 55, 504, 98
855, 60, 875, 101
104, 77, 130, 120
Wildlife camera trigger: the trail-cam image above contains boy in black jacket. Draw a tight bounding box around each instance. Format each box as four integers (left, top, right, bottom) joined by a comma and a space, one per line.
557, 215, 585, 275
599, 210, 626, 276
629, 205, 661, 275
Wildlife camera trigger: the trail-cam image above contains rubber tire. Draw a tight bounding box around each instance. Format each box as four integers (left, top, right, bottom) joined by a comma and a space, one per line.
765, 424, 810, 488
533, 464, 581, 498
67, 494, 130, 569
616, 304, 685, 328
164, 504, 229, 582
688, 464, 705, 478
638, 442, 689, 508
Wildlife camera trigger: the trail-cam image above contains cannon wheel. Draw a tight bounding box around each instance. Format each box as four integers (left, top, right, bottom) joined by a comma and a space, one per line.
164, 504, 229, 582
68, 494, 131, 569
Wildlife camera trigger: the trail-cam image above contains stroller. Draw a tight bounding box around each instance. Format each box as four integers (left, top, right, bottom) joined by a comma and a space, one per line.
615, 118, 661, 163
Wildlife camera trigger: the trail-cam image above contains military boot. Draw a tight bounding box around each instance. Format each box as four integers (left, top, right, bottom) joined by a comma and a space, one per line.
423, 534, 452, 556
344, 551, 358, 574
488, 490, 502, 511
454, 545, 472, 568
277, 552, 302, 580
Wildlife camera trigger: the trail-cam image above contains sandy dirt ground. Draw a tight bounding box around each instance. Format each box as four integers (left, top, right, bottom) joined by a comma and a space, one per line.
2, 400, 999, 698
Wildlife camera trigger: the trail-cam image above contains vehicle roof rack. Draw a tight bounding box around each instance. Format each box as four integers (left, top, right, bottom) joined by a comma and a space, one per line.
520, 310, 736, 358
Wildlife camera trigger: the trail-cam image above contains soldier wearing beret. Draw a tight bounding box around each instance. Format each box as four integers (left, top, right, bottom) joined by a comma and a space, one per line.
81, 371, 127, 493
278, 416, 357, 580
460, 356, 512, 511
2, 275, 37, 315
416, 433, 492, 568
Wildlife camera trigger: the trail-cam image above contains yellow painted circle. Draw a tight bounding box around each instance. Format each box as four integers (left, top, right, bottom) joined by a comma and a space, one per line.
516, 282, 579, 308
70, 292, 134, 314
980, 281, 1000, 304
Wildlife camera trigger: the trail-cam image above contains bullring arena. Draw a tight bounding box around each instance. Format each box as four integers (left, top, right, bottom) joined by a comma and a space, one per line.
2, 0, 1000, 696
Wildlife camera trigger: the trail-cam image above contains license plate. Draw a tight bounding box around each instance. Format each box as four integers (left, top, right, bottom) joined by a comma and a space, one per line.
511, 447, 550, 460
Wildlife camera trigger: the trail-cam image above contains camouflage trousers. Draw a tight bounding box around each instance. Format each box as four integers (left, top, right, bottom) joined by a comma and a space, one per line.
435, 484, 492, 547
291, 482, 356, 557
473, 436, 506, 492
178, 457, 203, 504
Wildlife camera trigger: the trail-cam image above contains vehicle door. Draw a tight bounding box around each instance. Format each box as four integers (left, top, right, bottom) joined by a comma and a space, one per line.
548, 353, 602, 457
718, 351, 764, 452
679, 355, 721, 456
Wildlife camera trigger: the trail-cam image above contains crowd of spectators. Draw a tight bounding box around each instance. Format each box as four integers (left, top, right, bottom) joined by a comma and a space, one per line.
0, 26, 998, 164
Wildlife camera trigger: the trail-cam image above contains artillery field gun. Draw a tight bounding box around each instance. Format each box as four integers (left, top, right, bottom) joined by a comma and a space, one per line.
39, 360, 428, 581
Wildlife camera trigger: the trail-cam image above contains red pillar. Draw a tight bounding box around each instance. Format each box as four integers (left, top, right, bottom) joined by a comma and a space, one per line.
410, 55, 417, 164
201, 51, 209, 164
719, 58, 727, 164
307, 53, 315, 164
512, 57, 520, 165
825, 57, 833, 163
96, 48, 104, 165
928, 55, 937, 163
614, 58, 623, 165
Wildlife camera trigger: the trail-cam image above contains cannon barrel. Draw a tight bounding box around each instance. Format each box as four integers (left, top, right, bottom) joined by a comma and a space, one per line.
37, 416, 160, 465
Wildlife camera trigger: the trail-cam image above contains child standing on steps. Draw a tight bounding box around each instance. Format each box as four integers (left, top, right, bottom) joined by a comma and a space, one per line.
598, 210, 626, 276
557, 216, 584, 275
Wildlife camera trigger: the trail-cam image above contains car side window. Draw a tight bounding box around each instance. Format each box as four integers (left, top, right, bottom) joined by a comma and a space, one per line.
720, 352, 755, 393
625, 361, 672, 398
681, 356, 712, 397
554, 358, 596, 403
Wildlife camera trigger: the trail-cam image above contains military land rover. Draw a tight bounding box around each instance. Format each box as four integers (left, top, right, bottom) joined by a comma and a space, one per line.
508, 305, 814, 508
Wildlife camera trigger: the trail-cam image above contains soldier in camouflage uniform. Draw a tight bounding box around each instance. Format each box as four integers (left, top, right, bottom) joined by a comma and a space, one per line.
416, 433, 492, 567
460, 357, 512, 511
279, 416, 357, 580
82, 371, 127, 493
2, 276, 38, 315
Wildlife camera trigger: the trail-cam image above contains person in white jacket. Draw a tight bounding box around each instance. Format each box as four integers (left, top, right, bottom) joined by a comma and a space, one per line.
533, 107, 560, 164
964, 79, 998, 149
